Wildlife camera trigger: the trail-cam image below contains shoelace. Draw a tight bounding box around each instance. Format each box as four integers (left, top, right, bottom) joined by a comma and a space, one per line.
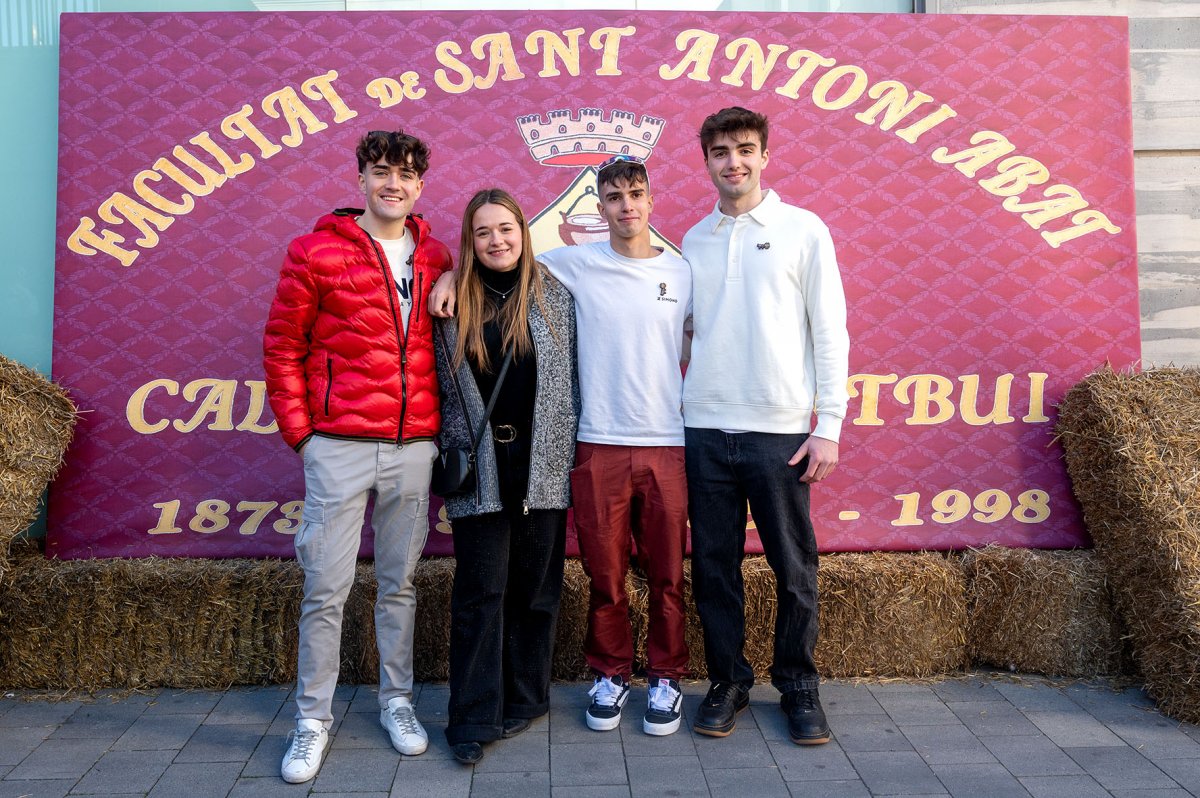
286, 728, 321, 763
648, 682, 680, 713
588, 678, 624, 707
388, 705, 422, 735
703, 683, 738, 707
795, 690, 818, 712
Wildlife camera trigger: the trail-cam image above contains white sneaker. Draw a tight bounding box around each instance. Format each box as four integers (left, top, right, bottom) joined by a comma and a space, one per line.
280, 718, 329, 783
380, 696, 428, 755
586, 675, 631, 731
644, 678, 683, 736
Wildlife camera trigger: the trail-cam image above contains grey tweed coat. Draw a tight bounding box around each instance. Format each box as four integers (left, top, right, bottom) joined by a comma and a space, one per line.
433, 268, 580, 520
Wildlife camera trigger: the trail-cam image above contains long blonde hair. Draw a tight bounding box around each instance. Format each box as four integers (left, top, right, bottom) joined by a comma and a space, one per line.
453, 188, 547, 372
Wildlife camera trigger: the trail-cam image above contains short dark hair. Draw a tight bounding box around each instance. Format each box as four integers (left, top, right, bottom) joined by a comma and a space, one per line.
698, 107, 768, 157
597, 160, 649, 193
355, 129, 431, 176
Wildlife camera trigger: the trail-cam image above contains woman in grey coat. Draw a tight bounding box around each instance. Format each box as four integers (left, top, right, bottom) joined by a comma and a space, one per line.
432, 188, 579, 765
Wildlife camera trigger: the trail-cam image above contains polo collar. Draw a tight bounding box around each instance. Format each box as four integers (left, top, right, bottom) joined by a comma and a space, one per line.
709, 189, 782, 232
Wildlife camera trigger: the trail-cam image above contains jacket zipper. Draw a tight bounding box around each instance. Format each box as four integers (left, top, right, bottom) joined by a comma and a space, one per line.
324, 357, 333, 416
366, 234, 410, 445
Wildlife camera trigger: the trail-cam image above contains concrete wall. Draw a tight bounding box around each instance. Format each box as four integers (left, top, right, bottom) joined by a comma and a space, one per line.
929, 0, 1200, 366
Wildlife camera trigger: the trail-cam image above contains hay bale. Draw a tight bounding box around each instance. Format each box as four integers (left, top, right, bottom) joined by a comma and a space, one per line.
0, 354, 77, 570
0, 540, 302, 689
962, 546, 1129, 677
817, 552, 968, 677
629, 554, 966, 681
1057, 366, 1200, 722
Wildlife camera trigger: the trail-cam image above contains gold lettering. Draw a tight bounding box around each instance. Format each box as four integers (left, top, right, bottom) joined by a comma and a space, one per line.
154, 146, 228, 198
173, 379, 239, 433
895, 103, 958, 144
525, 28, 584, 77
126, 378, 180, 434
365, 73, 425, 107
958, 374, 1016, 426
133, 170, 195, 215
1002, 185, 1088, 230
470, 32, 525, 89
188, 131, 254, 179
67, 217, 138, 267
97, 192, 174, 248
848, 373, 899, 426
853, 80, 934, 131
220, 104, 283, 159
434, 41, 474, 94
1040, 210, 1121, 248
659, 28, 719, 82
301, 70, 358, 123
261, 86, 329, 148
812, 64, 869, 111
589, 26, 634, 76
235, 380, 279, 434
894, 374, 955, 425
1023, 372, 1049, 423
720, 37, 789, 90
979, 156, 1049, 197
775, 49, 836, 100
931, 131, 1015, 178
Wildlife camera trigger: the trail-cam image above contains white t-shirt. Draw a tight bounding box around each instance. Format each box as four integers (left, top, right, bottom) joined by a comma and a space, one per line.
538, 242, 691, 446
375, 232, 416, 334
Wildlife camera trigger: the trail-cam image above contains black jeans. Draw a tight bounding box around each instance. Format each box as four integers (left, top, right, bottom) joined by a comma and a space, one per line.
685, 428, 820, 694
445, 441, 567, 745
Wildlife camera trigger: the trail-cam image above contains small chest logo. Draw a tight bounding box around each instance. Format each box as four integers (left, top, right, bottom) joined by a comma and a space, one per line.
757, 242, 771, 250
657, 281, 678, 304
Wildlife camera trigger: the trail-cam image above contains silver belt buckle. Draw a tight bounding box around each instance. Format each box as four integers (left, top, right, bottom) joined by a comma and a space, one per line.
493, 424, 518, 443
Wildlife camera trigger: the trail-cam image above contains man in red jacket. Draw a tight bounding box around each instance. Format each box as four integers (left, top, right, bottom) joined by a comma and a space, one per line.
263, 129, 451, 784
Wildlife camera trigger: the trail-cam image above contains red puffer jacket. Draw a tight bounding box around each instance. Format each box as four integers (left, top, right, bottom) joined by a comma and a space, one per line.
263, 210, 452, 450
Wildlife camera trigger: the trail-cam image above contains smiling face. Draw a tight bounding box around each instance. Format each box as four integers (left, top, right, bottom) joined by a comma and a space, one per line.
472, 202, 522, 272
358, 157, 423, 238
598, 175, 653, 243
703, 130, 769, 215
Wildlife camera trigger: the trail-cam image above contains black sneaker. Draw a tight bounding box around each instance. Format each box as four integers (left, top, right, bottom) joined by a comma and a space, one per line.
586, 675, 631, 731
692, 682, 750, 737
782, 688, 831, 745
643, 678, 682, 736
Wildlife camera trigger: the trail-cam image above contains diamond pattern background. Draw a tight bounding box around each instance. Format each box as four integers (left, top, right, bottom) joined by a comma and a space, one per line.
48, 10, 1137, 559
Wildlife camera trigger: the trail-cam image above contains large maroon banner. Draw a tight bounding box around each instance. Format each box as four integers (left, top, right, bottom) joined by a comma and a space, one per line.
49, 10, 1137, 560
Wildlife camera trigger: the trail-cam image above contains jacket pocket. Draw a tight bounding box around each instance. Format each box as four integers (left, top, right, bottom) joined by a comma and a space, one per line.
323, 356, 333, 417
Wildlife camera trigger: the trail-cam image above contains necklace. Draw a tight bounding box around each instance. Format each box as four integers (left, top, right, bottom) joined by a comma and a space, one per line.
484, 281, 516, 301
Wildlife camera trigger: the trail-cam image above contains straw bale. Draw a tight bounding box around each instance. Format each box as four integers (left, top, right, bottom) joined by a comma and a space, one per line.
1057, 366, 1200, 722
817, 552, 968, 677
0, 541, 303, 689
0, 354, 77, 571
554, 559, 591, 679
962, 546, 1129, 677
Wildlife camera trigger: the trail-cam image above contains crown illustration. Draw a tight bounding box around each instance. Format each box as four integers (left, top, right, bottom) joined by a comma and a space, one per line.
516, 108, 665, 167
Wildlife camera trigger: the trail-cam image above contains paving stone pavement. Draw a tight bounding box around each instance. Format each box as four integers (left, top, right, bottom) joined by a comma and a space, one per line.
1, 676, 1198, 797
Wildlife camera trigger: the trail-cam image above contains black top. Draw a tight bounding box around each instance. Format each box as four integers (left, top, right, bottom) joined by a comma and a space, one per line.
470, 267, 537, 465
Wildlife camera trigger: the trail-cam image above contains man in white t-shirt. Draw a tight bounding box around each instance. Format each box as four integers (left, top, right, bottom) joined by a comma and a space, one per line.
429, 156, 692, 736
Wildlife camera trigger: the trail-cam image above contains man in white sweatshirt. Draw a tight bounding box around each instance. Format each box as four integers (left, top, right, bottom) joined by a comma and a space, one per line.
682, 106, 850, 746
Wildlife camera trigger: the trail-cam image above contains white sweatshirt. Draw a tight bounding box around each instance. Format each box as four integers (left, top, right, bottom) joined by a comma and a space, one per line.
681, 190, 850, 441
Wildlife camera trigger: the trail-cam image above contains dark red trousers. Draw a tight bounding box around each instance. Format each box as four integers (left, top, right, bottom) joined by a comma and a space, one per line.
570, 442, 690, 681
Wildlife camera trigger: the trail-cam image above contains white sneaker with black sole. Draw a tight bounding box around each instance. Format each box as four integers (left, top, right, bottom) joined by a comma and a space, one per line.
586, 675, 630, 731
644, 677, 683, 736
281, 718, 329, 783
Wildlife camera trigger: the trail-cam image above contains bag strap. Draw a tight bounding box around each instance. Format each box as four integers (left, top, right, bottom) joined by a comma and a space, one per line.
437, 321, 513, 456
471, 349, 513, 454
